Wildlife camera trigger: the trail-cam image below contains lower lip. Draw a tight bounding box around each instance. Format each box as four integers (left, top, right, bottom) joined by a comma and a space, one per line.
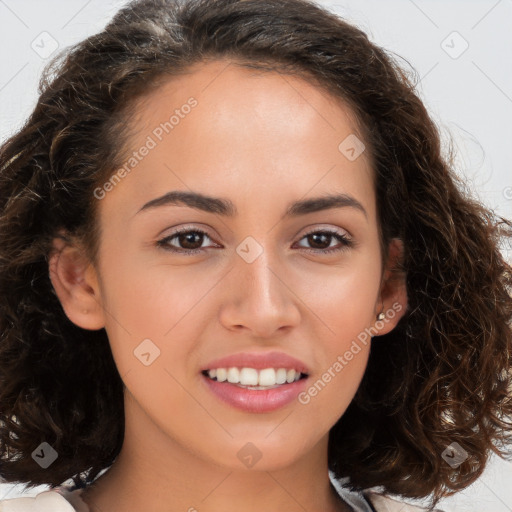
201, 374, 309, 413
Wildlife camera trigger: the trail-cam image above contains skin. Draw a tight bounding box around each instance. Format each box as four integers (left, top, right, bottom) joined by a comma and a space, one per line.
49, 59, 408, 512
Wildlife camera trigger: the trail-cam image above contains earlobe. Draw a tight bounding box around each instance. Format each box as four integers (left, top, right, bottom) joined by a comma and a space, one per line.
48, 234, 105, 331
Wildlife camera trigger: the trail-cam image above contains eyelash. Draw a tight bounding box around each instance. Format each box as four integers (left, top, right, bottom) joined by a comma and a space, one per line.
156, 226, 354, 255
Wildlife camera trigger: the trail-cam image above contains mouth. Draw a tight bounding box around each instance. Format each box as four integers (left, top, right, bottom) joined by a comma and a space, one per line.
199, 351, 311, 412
201, 367, 309, 390
200, 366, 310, 413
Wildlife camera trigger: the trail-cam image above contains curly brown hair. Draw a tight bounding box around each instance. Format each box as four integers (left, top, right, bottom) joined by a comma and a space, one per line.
1, 0, 511, 508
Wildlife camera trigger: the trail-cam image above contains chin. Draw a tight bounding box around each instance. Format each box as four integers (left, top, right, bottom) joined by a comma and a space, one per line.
201, 432, 317, 472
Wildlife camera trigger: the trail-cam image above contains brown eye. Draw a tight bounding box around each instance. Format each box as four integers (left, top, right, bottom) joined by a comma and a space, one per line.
157, 228, 216, 254
295, 229, 353, 254
175, 231, 205, 250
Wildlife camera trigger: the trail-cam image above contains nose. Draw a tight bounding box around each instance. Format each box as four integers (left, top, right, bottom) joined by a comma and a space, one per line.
218, 247, 301, 338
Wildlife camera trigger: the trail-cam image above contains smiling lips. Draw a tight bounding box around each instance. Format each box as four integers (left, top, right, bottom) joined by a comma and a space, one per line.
200, 351, 310, 412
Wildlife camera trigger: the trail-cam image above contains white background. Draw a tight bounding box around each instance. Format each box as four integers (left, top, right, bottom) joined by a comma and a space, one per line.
0, 1, 511, 510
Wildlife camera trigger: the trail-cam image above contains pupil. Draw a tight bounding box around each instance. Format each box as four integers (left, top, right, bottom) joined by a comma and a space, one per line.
309, 233, 330, 249
181, 232, 202, 249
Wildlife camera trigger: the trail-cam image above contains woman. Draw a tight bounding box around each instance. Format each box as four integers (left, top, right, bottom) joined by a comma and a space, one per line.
0, 0, 511, 511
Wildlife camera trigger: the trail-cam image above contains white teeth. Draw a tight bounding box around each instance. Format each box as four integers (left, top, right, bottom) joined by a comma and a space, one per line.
205, 367, 305, 387
240, 367, 259, 385
227, 367, 239, 383
276, 368, 287, 384
258, 368, 276, 386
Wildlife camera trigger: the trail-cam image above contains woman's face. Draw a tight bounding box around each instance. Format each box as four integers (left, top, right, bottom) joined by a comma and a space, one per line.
54, 59, 406, 472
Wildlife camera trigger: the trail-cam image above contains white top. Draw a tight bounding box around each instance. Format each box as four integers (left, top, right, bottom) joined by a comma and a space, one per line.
0, 472, 444, 512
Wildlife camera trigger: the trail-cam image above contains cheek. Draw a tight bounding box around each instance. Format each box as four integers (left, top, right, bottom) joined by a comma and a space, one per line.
290, 313, 371, 449
295, 255, 379, 419
298, 332, 371, 432
95, 247, 207, 382
301, 256, 381, 342
99, 239, 210, 334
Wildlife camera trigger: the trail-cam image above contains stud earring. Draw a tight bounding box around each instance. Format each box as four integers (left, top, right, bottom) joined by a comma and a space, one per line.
377, 311, 385, 321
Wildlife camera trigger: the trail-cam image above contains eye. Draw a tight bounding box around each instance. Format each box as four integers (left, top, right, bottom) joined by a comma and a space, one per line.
156, 227, 216, 254
293, 228, 353, 254
156, 226, 353, 254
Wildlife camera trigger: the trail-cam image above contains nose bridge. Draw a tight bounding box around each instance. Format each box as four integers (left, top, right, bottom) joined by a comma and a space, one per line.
237, 239, 283, 305
241, 245, 280, 304
220, 238, 300, 334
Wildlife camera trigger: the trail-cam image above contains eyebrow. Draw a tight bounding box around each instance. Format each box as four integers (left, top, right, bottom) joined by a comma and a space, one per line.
136, 190, 367, 220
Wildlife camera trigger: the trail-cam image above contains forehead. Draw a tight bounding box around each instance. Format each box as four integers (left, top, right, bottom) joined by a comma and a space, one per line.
100, 59, 375, 223
131, 59, 365, 146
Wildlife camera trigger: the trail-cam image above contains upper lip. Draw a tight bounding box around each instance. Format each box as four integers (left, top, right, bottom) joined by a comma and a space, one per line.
201, 351, 310, 375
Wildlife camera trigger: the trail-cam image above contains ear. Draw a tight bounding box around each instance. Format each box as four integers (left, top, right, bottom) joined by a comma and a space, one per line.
48, 231, 106, 331
372, 238, 408, 336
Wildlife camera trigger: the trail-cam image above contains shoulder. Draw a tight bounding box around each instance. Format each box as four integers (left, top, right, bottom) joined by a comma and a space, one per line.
0, 488, 83, 512
365, 491, 446, 512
